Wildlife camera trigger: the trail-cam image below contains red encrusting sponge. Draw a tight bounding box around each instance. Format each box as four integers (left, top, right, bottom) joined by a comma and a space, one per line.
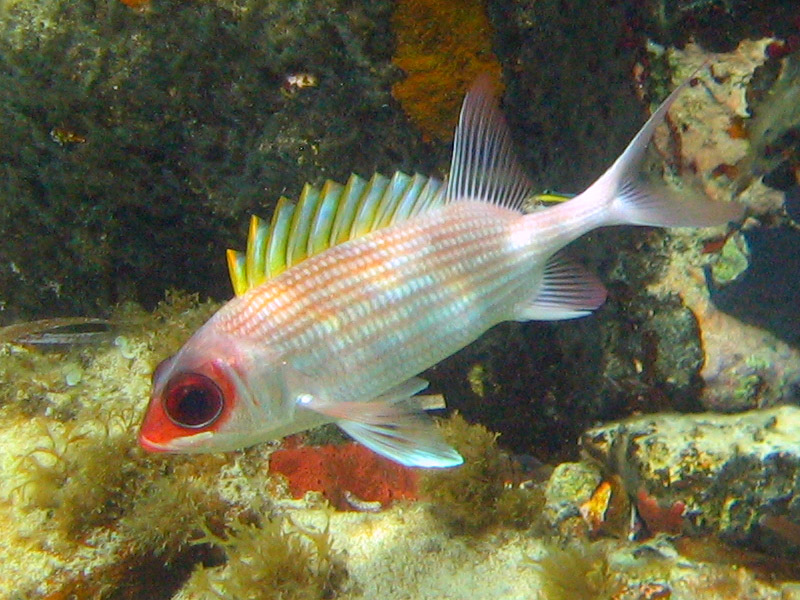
268, 442, 418, 511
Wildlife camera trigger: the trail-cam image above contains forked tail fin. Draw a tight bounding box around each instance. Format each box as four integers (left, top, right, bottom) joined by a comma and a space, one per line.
586, 74, 745, 228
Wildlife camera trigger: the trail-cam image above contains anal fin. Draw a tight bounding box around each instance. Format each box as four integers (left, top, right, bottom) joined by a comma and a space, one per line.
515, 253, 607, 321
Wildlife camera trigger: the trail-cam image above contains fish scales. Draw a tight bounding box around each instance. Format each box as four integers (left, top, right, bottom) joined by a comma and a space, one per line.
213, 201, 525, 402
139, 73, 744, 466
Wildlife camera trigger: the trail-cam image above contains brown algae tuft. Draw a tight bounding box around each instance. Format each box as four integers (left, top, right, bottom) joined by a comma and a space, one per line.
420, 412, 544, 533
0, 292, 234, 596
184, 512, 346, 600
13, 410, 146, 543
530, 542, 620, 600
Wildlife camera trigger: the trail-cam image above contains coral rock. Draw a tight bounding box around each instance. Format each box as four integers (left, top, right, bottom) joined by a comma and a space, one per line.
582, 406, 800, 557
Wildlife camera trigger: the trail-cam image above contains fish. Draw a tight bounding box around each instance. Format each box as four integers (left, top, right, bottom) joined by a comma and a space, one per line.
138, 74, 743, 467
0, 317, 114, 347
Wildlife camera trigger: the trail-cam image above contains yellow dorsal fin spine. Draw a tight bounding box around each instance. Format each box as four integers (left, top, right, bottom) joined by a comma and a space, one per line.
267, 197, 294, 278
245, 216, 269, 289
227, 171, 445, 295
374, 172, 412, 229
390, 173, 428, 225
330, 174, 367, 245
286, 183, 319, 266
350, 173, 390, 238
227, 249, 247, 296
308, 180, 342, 255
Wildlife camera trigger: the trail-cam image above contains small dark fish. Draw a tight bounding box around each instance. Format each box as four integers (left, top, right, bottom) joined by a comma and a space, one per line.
0, 318, 115, 347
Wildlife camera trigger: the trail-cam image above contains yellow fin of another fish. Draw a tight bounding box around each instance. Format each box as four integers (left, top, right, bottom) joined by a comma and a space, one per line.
227, 171, 445, 295
531, 190, 576, 205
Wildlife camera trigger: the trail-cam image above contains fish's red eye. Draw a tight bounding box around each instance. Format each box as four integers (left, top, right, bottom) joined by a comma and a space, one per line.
162, 373, 224, 429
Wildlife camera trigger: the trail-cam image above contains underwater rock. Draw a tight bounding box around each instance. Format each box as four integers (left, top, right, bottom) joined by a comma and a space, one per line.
634, 40, 800, 412
745, 52, 800, 193
637, 0, 800, 53
0, 0, 431, 320
707, 233, 750, 288
706, 226, 800, 406
542, 461, 602, 537
487, 0, 645, 193
1, 294, 799, 599
704, 226, 800, 412
582, 406, 800, 558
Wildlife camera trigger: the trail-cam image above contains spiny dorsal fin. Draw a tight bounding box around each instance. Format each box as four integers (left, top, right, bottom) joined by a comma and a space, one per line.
227, 171, 445, 295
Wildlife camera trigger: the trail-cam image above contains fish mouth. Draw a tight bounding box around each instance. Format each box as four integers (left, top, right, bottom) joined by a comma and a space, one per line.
137, 430, 171, 453
138, 429, 216, 453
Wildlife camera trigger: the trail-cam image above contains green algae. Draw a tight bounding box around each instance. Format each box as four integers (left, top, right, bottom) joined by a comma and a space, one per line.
466, 363, 492, 399
709, 234, 750, 286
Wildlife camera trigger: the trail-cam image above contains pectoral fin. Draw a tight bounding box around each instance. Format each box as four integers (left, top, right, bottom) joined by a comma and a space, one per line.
300, 377, 463, 468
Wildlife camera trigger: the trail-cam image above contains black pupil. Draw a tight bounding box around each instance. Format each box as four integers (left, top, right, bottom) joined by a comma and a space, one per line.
164, 373, 223, 428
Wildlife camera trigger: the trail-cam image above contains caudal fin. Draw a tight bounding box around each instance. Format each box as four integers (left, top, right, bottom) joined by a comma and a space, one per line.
587, 74, 745, 228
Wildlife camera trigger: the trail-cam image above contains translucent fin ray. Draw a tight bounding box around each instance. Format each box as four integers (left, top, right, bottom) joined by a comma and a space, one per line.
313, 377, 463, 468
588, 71, 745, 228
514, 253, 608, 320
227, 171, 446, 295
445, 74, 534, 210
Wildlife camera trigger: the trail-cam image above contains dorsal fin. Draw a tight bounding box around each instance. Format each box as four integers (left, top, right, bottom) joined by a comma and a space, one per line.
227, 171, 445, 295
445, 74, 534, 210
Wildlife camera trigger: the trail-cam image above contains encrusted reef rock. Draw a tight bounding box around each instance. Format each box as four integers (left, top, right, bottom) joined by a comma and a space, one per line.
2, 296, 800, 599
638, 0, 800, 53
630, 41, 800, 413
0, 0, 433, 320
706, 52, 800, 366
582, 406, 800, 558
542, 461, 601, 534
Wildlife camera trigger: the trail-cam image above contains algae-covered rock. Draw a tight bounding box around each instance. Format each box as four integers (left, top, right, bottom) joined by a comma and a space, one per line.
711, 226, 800, 351
638, 0, 800, 52
626, 40, 800, 413
542, 462, 602, 536
582, 406, 800, 557
1, 295, 799, 599
708, 233, 750, 287
0, 0, 431, 320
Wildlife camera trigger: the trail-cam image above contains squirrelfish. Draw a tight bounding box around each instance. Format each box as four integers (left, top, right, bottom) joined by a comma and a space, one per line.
139, 75, 743, 467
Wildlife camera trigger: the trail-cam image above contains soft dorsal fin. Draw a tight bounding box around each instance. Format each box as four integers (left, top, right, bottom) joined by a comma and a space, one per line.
227, 172, 445, 295
445, 74, 534, 210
